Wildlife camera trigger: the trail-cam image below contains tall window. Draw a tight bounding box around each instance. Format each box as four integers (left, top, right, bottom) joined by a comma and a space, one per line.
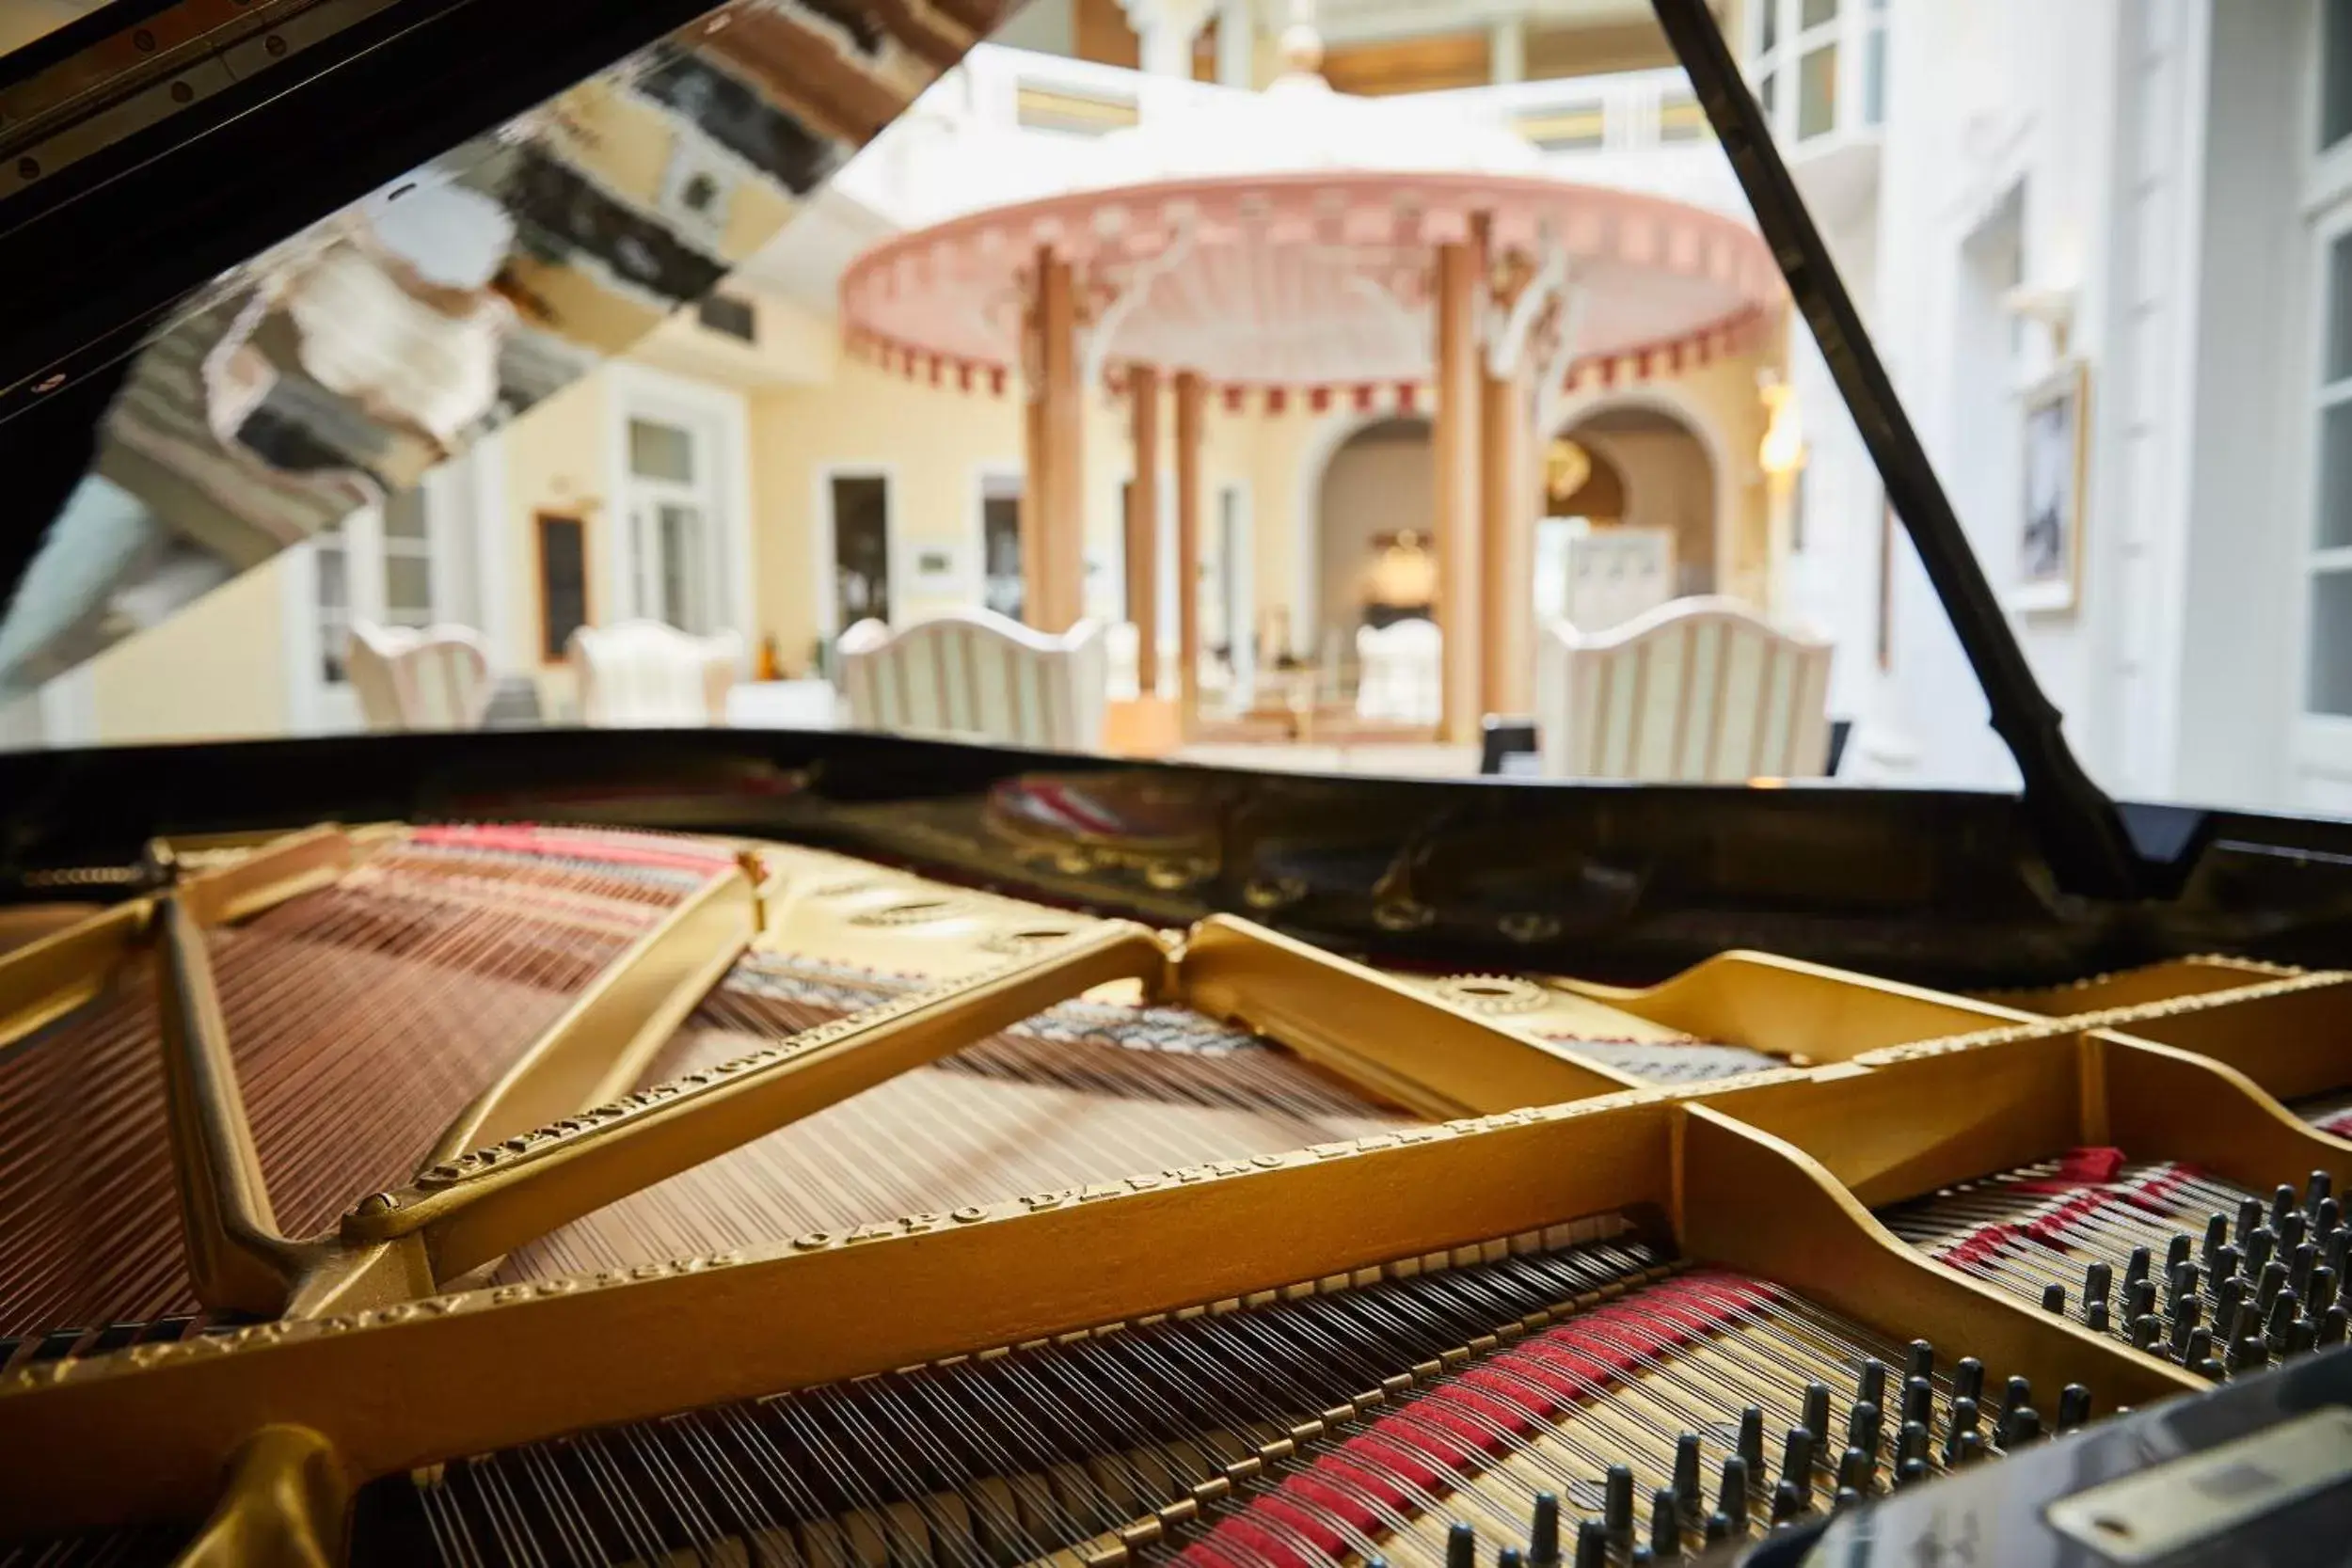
311, 487, 435, 685
1749, 0, 1883, 143
626, 416, 719, 634
830, 473, 892, 629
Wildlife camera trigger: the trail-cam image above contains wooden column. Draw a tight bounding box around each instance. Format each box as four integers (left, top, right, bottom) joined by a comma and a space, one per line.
1480, 363, 1534, 715
1022, 247, 1086, 632
1432, 227, 1486, 745
1174, 369, 1206, 732
1127, 365, 1163, 694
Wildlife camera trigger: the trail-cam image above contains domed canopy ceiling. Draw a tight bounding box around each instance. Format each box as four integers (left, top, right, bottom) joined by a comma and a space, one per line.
839, 54, 1781, 397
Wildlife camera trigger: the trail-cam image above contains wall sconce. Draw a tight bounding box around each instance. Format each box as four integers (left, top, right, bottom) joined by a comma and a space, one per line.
1758, 377, 1807, 487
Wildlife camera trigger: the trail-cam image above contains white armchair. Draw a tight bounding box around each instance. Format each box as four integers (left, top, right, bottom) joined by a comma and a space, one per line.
344, 621, 493, 731
1535, 596, 1833, 781
1354, 618, 1441, 726
568, 620, 741, 727
838, 609, 1107, 752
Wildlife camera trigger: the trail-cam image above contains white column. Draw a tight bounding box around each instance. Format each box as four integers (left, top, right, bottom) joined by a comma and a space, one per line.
1123, 0, 1214, 76
1489, 16, 1525, 85
1216, 0, 1255, 86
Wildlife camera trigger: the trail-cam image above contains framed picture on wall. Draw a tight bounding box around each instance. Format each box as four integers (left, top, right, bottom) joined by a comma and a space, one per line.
2011, 361, 2090, 613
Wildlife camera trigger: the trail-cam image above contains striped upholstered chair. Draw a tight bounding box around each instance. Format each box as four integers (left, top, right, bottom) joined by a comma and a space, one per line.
1534, 596, 1834, 781
837, 610, 1108, 752
569, 620, 742, 727
344, 621, 494, 731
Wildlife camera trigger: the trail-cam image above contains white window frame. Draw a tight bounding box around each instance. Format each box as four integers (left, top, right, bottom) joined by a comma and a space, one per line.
2294, 2, 2352, 788
602, 362, 755, 640
813, 463, 900, 637
1748, 0, 1882, 146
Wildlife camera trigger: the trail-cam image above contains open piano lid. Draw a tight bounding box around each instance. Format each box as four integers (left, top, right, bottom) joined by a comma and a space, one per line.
0, 0, 2349, 985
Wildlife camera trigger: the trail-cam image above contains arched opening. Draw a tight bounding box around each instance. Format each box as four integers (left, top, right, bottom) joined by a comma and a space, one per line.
1540, 404, 1718, 631
1313, 417, 1435, 665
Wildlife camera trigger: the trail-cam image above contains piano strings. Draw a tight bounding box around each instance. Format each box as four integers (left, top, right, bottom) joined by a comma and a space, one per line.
367, 1226, 2097, 1568
1880, 1151, 2347, 1377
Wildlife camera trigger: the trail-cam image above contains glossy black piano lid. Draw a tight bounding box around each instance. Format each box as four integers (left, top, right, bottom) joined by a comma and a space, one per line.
4, 0, 2352, 985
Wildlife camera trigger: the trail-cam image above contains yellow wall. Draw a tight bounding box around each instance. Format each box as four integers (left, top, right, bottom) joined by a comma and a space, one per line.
84, 562, 289, 744
498, 373, 612, 714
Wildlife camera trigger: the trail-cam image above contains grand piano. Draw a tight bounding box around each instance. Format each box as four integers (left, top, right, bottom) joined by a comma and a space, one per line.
1, 1, 2349, 1564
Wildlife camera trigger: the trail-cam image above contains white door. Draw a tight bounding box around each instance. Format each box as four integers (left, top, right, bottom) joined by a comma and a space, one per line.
625, 414, 723, 635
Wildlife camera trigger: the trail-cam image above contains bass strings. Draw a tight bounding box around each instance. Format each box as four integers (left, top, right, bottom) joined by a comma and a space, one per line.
0, 832, 723, 1346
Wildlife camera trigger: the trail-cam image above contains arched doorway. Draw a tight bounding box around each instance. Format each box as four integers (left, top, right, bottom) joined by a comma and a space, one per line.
1544, 404, 1718, 629
1313, 417, 1434, 665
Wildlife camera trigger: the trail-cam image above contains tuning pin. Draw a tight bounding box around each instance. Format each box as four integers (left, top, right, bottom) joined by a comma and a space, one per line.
2125, 1277, 2158, 1324
2271, 1182, 2296, 1227
2320, 1304, 2348, 1347
2082, 1260, 2113, 1309
2329, 1228, 2350, 1280
1629, 1549, 1653, 1567
1835, 1485, 1863, 1513
1572, 1520, 1606, 1568
1771, 1481, 1804, 1524
1943, 1396, 1979, 1463
2293, 1242, 2318, 1299
2202, 1212, 2230, 1268
1955, 1430, 1986, 1467
2311, 1264, 2338, 1317
2217, 1275, 2245, 1330
1897, 1457, 1931, 1489
1906, 1339, 1935, 1384
2125, 1246, 2153, 1290
2042, 1282, 2067, 1314
2166, 1232, 2193, 1274
2229, 1335, 2269, 1375
2266, 1291, 2301, 1352
2280, 1210, 2310, 1255
1649, 1488, 1679, 1561
1856, 1359, 1888, 1410
1529, 1494, 1561, 1568
1999, 1376, 2032, 1427
1837, 1443, 1872, 1494
1499, 1550, 1523, 1568
2248, 1226, 2278, 1279
2132, 1313, 2163, 1351
1952, 1357, 1984, 1403
2213, 1243, 2242, 1285
1704, 1513, 1732, 1545
1897, 1420, 1929, 1470
1847, 1400, 1883, 1463
1450, 1523, 1479, 1568
2169, 1293, 2203, 1358
2311, 1170, 2334, 1214
2238, 1196, 2263, 1246
1673, 1433, 1703, 1512
2319, 1196, 2343, 1238
1718, 1456, 1749, 1524
2185, 1325, 2215, 1370
2193, 1354, 2227, 1381
2057, 1385, 2091, 1433
1901, 1375, 1933, 1431
1605, 1465, 1634, 1544
2085, 1300, 2111, 1334
2168, 1262, 2200, 1313
1999, 1406, 2042, 1448
2290, 1317, 2319, 1357
1739, 1407, 1765, 1477
1803, 1382, 1832, 1449
1779, 1429, 1815, 1507
2260, 1259, 2291, 1312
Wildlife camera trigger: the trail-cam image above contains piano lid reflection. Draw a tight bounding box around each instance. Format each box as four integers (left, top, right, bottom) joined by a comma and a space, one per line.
2, 1, 2352, 1565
